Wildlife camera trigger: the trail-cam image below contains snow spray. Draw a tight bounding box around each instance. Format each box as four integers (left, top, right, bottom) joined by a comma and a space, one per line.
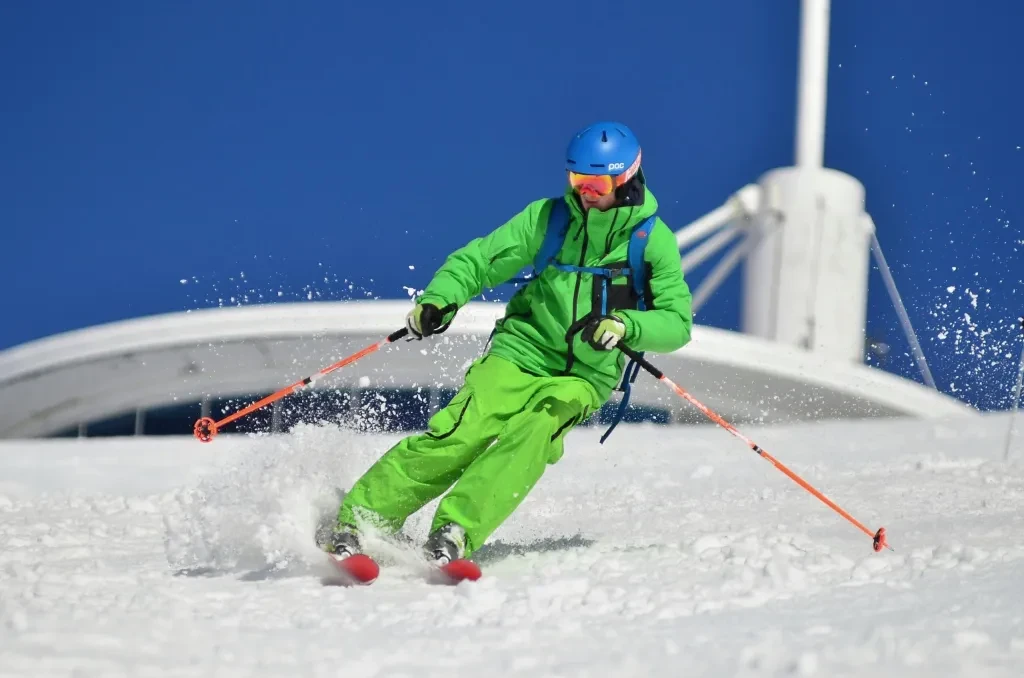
1005, 317, 1024, 462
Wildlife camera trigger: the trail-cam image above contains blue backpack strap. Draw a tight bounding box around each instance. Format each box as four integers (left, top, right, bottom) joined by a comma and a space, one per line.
626, 217, 655, 311
532, 198, 570, 273
508, 198, 570, 286
600, 216, 657, 444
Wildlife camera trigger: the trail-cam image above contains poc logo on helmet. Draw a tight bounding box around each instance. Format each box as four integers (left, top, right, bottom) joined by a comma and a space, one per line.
608, 162, 626, 171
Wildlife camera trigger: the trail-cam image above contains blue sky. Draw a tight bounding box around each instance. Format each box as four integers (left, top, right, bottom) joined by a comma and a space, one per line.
1, 1, 1021, 407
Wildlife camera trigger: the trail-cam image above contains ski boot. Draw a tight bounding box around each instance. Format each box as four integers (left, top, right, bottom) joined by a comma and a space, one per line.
423, 523, 481, 582
423, 523, 467, 566
317, 524, 378, 585
315, 523, 362, 558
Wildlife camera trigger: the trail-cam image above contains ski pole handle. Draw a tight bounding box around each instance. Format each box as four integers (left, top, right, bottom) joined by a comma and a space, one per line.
393, 302, 460, 342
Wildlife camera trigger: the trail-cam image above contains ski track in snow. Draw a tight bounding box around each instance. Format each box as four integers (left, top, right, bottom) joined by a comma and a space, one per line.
1, 417, 1024, 677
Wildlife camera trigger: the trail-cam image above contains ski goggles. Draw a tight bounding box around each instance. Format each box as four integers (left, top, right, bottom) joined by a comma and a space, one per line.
568, 171, 620, 197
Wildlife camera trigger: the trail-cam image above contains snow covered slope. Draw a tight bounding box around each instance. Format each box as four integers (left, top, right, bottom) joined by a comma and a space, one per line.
2, 416, 1023, 677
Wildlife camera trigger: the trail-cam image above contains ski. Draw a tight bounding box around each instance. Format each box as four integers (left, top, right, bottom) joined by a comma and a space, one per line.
320, 552, 482, 586
434, 558, 483, 584
322, 553, 379, 586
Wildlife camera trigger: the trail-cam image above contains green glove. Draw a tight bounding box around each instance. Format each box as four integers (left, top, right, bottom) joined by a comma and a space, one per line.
581, 314, 626, 351
405, 303, 445, 338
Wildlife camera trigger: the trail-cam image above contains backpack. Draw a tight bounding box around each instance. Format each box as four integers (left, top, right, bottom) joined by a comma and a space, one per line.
513, 198, 656, 444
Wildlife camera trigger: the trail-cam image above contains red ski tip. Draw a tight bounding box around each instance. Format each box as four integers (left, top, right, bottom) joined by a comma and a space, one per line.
872, 527, 889, 552
193, 417, 218, 443
440, 559, 482, 582
330, 553, 379, 584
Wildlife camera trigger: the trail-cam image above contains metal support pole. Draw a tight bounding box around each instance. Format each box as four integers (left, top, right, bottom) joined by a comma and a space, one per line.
692, 213, 776, 313
692, 239, 750, 313
795, 0, 831, 167
869, 231, 937, 390
675, 202, 738, 250
680, 226, 741, 274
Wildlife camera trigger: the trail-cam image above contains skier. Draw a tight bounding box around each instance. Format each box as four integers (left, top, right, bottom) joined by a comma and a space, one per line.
318, 121, 693, 565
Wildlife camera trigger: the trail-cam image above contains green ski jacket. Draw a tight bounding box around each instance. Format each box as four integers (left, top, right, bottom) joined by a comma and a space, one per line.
418, 186, 693, 401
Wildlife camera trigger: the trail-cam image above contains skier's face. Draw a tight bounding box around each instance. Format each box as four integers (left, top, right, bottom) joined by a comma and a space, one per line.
577, 189, 617, 212
568, 171, 620, 211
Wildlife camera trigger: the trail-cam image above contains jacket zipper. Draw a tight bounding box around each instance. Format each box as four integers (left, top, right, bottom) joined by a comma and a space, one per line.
565, 211, 590, 375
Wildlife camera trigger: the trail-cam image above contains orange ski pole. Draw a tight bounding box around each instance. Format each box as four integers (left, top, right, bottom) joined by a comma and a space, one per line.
193, 304, 457, 443
618, 345, 891, 553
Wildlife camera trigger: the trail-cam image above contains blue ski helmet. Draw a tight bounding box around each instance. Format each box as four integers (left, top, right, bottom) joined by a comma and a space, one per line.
565, 121, 642, 181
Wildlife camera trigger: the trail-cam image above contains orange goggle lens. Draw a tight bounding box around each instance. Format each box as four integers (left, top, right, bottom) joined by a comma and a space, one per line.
568, 171, 616, 197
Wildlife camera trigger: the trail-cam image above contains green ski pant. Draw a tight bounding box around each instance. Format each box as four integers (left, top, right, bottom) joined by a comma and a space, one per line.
338, 354, 602, 555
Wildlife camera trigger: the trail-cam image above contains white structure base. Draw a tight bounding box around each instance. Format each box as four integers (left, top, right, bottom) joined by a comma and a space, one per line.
742, 166, 872, 363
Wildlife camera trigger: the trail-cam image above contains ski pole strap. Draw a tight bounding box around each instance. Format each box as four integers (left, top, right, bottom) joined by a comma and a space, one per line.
562, 321, 649, 444
617, 344, 663, 379
623, 355, 644, 385
599, 358, 645, 444
600, 383, 631, 444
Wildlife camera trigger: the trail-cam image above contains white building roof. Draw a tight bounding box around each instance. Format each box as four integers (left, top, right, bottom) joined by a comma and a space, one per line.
0, 301, 976, 438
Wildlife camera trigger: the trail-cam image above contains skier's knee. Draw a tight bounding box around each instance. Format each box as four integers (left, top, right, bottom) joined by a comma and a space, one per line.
423, 390, 474, 441
509, 396, 564, 435
501, 396, 580, 447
